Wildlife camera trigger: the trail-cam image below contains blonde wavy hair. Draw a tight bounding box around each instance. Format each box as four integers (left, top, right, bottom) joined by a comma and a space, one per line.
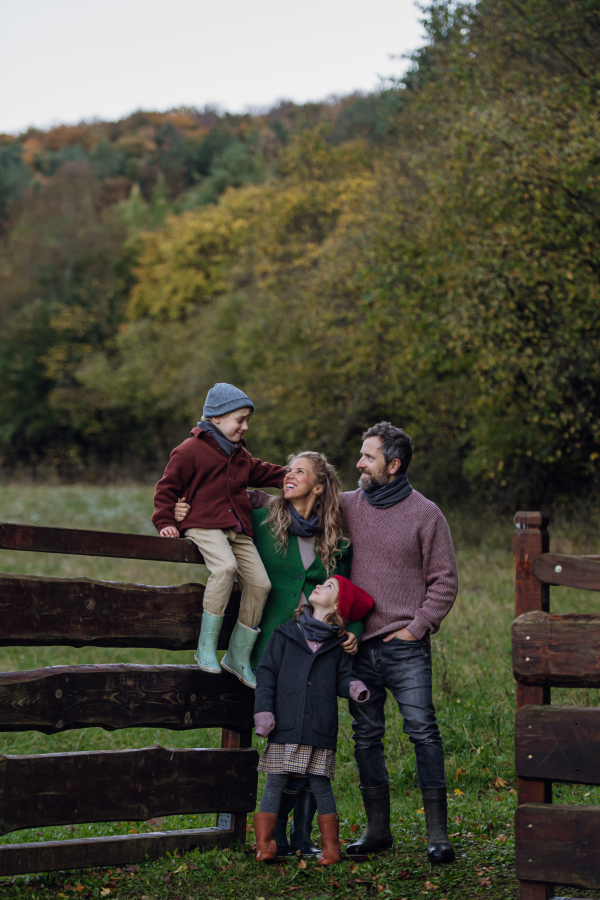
266, 451, 348, 576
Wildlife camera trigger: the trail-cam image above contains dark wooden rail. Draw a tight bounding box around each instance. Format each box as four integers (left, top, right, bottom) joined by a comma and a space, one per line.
0, 745, 257, 834
0, 522, 203, 564
0, 574, 240, 649
0, 666, 254, 734
513, 611, 600, 686
513, 511, 600, 900
515, 803, 600, 889
515, 706, 600, 785
532, 552, 600, 591
0, 521, 254, 876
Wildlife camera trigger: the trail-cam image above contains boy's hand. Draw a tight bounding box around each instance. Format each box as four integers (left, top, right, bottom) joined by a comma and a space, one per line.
174, 497, 191, 523
159, 526, 180, 538
341, 633, 358, 655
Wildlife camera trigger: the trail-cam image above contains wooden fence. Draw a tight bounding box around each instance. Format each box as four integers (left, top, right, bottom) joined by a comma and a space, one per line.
514, 511, 600, 899
0, 522, 258, 876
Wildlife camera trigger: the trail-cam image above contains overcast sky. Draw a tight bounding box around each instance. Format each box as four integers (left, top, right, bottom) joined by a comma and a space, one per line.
1, 0, 426, 135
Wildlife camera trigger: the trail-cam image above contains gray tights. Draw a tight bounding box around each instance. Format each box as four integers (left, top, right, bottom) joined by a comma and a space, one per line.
260, 773, 336, 815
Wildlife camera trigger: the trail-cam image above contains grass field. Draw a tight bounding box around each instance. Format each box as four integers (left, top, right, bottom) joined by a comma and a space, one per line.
0, 484, 599, 900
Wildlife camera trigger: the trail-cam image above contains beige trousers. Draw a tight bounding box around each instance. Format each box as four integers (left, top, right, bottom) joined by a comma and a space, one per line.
184, 527, 271, 628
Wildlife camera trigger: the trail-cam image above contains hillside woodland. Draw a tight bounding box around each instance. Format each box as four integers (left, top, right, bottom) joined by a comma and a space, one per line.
0, 0, 598, 506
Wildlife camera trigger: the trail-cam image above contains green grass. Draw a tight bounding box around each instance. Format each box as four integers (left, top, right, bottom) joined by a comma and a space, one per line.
1, 484, 600, 899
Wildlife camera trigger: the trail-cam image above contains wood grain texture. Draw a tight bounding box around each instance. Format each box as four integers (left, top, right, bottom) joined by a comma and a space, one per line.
0, 523, 203, 564
0, 745, 258, 834
515, 803, 600, 889
0, 574, 240, 649
516, 706, 600, 785
0, 665, 254, 734
0, 827, 241, 876
532, 554, 600, 592
513, 611, 600, 687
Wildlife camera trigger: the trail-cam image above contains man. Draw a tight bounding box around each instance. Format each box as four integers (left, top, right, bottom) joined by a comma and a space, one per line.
342, 422, 458, 864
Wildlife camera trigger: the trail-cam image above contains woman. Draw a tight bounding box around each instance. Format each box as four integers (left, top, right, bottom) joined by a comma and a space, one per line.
174, 450, 363, 856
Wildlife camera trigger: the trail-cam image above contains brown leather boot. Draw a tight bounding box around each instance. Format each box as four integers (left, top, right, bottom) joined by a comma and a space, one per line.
253, 812, 279, 862
317, 813, 341, 866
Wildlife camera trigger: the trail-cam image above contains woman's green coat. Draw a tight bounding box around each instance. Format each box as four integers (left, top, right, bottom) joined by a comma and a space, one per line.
250, 506, 362, 667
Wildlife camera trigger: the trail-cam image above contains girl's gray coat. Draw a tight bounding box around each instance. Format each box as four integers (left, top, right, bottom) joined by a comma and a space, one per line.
254, 620, 359, 751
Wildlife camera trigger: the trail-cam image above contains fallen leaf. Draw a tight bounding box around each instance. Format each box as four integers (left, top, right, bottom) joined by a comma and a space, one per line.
298, 859, 307, 869
72, 885, 85, 893
185, 861, 198, 870
456, 767, 467, 776
493, 777, 508, 789
125, 866, 139, 874
453, 815, 463, 823
67, 825, 76, 832
496, 835, 507, 843
349, 864, 359, 873
99, 891, 110, 898
128, 828, 139, 834
163, 872, 171, 884
416, 808, 425, 814
350, 823, 359, 832
146, 817, 164, 827
481, 767, 489, 774
246, 824, 253, 833
376, 886, 385, 894
477, 877, 492, 886
453, 788, 464, 796
424, 882, 439, 891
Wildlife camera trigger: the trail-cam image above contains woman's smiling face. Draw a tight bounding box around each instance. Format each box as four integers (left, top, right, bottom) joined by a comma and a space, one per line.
284, 457, 320, 500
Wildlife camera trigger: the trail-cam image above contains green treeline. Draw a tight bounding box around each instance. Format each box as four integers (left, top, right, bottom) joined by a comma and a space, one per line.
0, 0, 599, 506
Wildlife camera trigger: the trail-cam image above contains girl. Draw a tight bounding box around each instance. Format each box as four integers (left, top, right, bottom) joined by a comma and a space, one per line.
252, 575, 374, 865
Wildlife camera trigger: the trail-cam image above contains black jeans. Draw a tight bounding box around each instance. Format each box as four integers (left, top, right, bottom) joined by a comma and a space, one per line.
348, 635, 446, 790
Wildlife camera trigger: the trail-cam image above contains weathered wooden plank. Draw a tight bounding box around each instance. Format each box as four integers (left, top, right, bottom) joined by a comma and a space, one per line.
516, 706, 600, 785
0, 827, 241, 876
513, 611, 600, 687
0, 745, 258, 835
515, 803, 600, 889
0, 523, 203, 564
0, 574, 240, 649
514, 511, 551, 840
532, 553, 600, 592
0, 665, 254, 734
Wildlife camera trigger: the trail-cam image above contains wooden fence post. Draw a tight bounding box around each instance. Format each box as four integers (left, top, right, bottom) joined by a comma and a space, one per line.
217, 728, 254, 842
514, 511, 552, 900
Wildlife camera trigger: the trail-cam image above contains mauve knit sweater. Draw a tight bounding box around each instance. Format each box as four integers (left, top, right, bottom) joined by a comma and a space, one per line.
340, 489, 458, 641
249, 487, 458, 642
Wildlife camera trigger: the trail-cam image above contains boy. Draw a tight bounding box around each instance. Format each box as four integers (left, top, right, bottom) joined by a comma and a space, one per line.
152, 382, 286, 688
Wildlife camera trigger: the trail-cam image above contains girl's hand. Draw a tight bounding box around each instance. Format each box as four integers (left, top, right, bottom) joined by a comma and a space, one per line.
159, 526, 179, 538
341, 633, 358, 655
174, 497, 191, 522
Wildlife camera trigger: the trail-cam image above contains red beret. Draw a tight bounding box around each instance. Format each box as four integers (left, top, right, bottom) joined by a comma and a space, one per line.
333, 575, 374, 623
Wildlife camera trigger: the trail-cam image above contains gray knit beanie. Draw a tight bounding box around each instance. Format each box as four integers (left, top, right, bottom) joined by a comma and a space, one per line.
203, 383, 255, 418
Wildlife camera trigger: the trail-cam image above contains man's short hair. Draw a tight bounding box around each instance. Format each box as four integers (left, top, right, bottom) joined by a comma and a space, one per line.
363, 422, 413, 471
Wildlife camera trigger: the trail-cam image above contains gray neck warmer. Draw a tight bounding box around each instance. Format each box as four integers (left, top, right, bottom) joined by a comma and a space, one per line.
288, 503, 320, 538
198, 420, 239, 457
297, 605, 339, 643
362, 471, 413, 509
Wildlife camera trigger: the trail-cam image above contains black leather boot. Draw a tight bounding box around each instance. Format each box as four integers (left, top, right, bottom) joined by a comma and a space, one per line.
346, 784, 393, 855
421, 787, 455, 863
276, 791, 298, 856
289, 790, 319, 856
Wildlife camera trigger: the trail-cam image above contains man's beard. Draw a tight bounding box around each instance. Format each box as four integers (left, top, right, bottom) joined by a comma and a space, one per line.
358, 471, 388, 492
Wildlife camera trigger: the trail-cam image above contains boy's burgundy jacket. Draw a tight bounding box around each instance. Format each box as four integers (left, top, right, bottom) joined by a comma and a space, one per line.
152, 427, 286, 536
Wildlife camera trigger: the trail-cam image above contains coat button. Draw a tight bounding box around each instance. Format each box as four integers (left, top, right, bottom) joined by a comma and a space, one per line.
298, 574, 303, 579
307, 682, 311, 686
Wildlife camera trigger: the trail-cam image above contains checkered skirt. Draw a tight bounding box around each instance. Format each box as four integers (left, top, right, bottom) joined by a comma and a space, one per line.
257, 742, 336, 779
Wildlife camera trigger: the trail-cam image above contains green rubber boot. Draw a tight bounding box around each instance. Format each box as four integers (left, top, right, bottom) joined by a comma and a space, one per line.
221, 620, 260, 688
194, 612, 223, 673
